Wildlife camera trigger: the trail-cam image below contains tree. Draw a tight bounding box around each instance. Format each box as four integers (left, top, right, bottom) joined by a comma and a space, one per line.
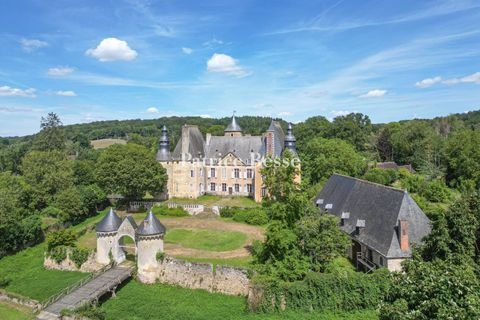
331, 113, 372, 151
33, 112, 67, 151
445, 129, 480, 188
54, 187, 86, 223
301, 137, 366, 185
261, 150, 300, 203
294, 116, 332, 152
363, 168, 398, 186
21, 150, 74, 208
95, 144, 166, 199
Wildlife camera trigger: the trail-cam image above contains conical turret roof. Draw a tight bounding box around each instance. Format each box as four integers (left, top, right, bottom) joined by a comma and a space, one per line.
96, 208, 122, 232
136, 210, 166, 236
225, 114, 242, 132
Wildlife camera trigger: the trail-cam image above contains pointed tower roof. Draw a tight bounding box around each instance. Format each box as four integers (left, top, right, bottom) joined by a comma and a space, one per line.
156, 125, 171, 161
284, 123, 297, 154
225, 113, 242, 133
96, 208, 122, 232
136, 210, 166, 236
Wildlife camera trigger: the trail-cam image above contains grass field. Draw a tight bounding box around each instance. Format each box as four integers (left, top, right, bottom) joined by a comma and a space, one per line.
165, 228, 247, 252
0, 244, 88, 301
100, 282, 378, 320
176, 256, 253, 268
0, 301, 34, 320
90, 138, 127, 149
170, 195, 260, 208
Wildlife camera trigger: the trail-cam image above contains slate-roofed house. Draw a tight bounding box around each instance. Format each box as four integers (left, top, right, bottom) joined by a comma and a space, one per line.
157, 114, 299, 202
315, 174, 431, 272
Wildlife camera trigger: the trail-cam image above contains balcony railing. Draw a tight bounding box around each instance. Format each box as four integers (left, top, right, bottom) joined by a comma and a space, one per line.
356, 252, 377, 273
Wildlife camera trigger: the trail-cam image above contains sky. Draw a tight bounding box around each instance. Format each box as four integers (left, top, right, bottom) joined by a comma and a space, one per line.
0, 0, 480, 136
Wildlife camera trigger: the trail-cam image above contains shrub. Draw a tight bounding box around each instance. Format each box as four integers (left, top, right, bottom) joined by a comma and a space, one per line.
156, 251, 165, 262
152, 205, 188, 217
48, 245, 68, 263
41, 206, 63, 218
251, 268, 391, 313
232, 208, 268, 225
421, 179, 452, 203
70, 248, 90, 268
0, 276, 11, 288
46, 229, 77, 251
363, 168, 398, 186
220, 206, 237, 218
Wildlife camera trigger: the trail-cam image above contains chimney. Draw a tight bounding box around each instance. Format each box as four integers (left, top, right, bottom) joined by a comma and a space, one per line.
398, 219, 409, 251
341, 212, 350, 226
355, 219, 365, 235
181, 125, 190, 154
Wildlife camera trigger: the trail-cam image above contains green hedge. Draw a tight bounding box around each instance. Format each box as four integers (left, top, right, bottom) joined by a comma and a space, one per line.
221, 207, 268, 225
252, 269, 390, 313
152, 205, 189, 217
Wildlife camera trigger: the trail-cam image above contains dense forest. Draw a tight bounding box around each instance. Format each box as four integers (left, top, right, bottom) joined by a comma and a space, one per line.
1, 110, 480, 318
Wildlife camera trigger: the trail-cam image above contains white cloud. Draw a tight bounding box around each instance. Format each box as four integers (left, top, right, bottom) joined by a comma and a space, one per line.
207, 53, 249, 77
359, 89, 387, 98
444, 72, 480, 85
198, 114, 212, 118
203, 38, 223, 48
86, 38, 138, 62
47, 67, 75, 76
182, 47, 193, 54
0, 86, 36, 97
146, 107, 159, 113
278, 111, 292, 117
20, 38, 48, 52
415, 76, 442, 88
56, 90, 77, 97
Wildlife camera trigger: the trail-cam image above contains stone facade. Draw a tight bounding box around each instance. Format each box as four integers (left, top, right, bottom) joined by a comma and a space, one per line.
138, 256, 250, 296
157, 116, 299, 203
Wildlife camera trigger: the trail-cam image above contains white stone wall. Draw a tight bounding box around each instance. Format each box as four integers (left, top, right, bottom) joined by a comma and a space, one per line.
137, 237, 164, 283
137, 257, 250, 296
44, 250, 104, 272
96, 234, 117, 264
387, 258, 405, 272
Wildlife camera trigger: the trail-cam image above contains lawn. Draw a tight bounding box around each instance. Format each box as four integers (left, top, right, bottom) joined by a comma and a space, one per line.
165, 228, 247, 251
170, 195, 260, 208
101, 281, 378, 320
90, 138, 127, 149
0, 301, 34, 320
0, 244, 88, 301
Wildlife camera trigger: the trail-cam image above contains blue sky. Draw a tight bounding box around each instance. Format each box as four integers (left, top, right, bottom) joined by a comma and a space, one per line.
1, 0, 480, 136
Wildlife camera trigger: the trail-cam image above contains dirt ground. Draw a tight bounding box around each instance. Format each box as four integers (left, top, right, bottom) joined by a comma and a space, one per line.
162, 218, 264, 259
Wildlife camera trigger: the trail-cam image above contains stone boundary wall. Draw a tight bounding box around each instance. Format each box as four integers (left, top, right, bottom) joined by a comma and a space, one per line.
0, 290, 42, 312
44, 250, 104, 273
139, 257, 250, 296
168, 203, 205, 215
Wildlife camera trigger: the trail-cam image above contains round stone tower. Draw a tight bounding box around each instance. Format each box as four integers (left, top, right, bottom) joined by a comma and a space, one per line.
136, 210, 166, 283
95, 208, 123, 264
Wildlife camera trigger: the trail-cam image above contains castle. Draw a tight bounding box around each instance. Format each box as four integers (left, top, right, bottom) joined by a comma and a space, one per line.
156, 114, 298, 202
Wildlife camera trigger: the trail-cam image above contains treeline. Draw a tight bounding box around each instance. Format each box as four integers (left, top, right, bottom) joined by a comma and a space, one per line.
0, 113, 167, 258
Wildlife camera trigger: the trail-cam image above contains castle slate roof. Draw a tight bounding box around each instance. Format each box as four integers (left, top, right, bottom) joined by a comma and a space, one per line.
315, 174, 431, 258
136, 210, 166, 236
205, 136, 264, 163
171, 125, 205, 160
225, 114, 242, 132
266, 120, 285, 157
96, 208, 122, 232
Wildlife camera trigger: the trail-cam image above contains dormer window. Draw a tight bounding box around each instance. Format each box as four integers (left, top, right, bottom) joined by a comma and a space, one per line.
325, 203, 333, 210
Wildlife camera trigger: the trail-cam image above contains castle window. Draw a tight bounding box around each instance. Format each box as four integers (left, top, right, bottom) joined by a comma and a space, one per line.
211, 168, 216, 178
190, 170, 194, 177
234, 168, 240, 178
222, 167, 227, 179
222, 183, 227, 192
210, 183, 216, 191
261, 187, 267, 197
246, 169, 253, 179
234, 184, 240, 192
247, 184, 253, 193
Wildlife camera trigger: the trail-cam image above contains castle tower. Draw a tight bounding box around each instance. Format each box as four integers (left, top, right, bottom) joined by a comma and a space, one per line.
224, 112, 243, 137
136, 210, 166, 283
156, 125, 171, 161
284, 123, 297, 155
95, 208, 123, 264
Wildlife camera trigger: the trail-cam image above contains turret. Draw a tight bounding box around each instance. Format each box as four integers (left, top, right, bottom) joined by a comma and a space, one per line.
224, 112, 242, 137
95, 208, 123, 264
156, 125, 170, 161
136, 210, 166, 283
284, 123, 297, 154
